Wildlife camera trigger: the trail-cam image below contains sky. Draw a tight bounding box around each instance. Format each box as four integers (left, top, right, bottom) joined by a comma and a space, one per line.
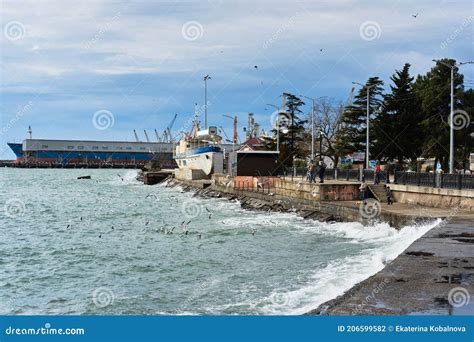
0, 0, 473, 159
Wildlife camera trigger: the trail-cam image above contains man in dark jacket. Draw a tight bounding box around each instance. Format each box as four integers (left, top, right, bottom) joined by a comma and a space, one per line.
318, 161, 326, 183
386, 185, 393, 205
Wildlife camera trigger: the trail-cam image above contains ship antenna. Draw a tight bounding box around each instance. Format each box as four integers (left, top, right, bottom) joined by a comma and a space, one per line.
27, 126, 32, 139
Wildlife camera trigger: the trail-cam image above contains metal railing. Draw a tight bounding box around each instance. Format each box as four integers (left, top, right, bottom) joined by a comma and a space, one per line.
278, 166, 473, 191
338, 169, 360, 181
394, 171, 473, 190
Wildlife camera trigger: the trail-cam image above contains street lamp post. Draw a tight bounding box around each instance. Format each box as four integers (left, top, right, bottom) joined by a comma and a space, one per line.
203, 75, 211, 129
301, 95, 326, 161
433, 60, 474, 173
352, 82, 375, 169
301, 97, 315, 160
319, 126, 323, 162
223, 114, 238, 152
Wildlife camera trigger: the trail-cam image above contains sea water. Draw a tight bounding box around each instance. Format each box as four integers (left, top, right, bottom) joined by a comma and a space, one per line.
0, 168, 439, 315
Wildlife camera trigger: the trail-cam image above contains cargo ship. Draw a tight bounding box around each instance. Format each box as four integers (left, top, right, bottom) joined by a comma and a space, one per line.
7, 138, 175, 168
6, 126, 236, 169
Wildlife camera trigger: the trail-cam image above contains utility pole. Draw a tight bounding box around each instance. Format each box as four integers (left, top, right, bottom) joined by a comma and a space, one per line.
203, 75, 211, 129
353, 82, 375, 169
302, 97, 315, 160
433, 60, 474, 173
302, 95, 327, 161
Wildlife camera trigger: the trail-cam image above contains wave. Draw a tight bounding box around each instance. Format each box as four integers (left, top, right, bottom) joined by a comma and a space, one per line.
108, 170, 141, 186
186, 219, 440, 315
257, 219, 440, 315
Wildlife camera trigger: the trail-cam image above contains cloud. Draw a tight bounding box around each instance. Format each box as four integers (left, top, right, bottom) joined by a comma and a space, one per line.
0, 0, 472, 158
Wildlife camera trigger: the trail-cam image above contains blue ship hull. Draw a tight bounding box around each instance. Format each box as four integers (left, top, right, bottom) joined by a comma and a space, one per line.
6, 142, 175, 167
7, 143, 23, 158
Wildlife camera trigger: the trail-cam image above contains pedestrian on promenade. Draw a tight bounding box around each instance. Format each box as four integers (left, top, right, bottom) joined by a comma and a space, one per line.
309, 160, 317, 183
385, 185, 393, 205
306, 161, 312, 182
374, 162, 381, 184
359, 179, 368, 204
318, 160, 326, 183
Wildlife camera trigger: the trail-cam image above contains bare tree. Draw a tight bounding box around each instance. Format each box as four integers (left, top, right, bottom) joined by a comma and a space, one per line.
303, 98, 346, 167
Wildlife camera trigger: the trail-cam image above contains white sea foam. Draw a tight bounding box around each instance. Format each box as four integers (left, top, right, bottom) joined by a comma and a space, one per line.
194, 218, 440, 315
107, 170, 141, 186
257, 219, 441, 315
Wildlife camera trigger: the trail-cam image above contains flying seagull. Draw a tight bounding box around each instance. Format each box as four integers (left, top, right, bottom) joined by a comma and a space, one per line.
412, 13, 418, 18
205, 207, 212, 219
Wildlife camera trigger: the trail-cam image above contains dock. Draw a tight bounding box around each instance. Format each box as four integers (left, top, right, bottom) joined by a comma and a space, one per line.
142, 169, 175, 185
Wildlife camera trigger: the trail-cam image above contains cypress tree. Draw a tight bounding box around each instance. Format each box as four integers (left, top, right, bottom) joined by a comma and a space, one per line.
334, 77, 384, 164
371, 63, 422, 165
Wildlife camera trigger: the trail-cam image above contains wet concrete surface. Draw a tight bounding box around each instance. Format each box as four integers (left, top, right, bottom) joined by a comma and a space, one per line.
306, 218, 474, 315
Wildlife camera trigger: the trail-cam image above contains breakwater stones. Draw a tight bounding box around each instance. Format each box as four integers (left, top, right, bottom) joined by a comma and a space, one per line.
164, 178, 342, 223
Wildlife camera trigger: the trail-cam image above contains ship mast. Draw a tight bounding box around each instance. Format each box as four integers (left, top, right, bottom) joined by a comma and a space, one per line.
189, 103, 200, 139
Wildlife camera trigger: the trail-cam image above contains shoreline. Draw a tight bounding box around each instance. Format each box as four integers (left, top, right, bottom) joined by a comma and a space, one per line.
162, 177, 474, 315
305, 217, 473, 315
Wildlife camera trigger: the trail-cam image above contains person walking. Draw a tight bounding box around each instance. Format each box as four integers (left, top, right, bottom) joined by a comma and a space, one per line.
385, 185, 393, 205
318, 161, 326, 183
306, 161, 312, 182
359, 179, 368, 204
374, 162, 381, 184
309, 160, 317, 183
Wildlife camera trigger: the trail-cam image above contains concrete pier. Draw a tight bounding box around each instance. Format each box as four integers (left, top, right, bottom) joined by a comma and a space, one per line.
143, 169, 174, 185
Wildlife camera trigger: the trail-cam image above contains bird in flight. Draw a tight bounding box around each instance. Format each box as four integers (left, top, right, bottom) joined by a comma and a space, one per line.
254, 65, 258, 69
412, 13, 419, 18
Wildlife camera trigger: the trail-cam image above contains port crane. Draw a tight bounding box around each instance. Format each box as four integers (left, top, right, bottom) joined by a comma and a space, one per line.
219, 126, 232, 143
143, 130, 150, 142
132, 114, 178, 143
133, 129, 140, 142
154, 129, 161, 142
161, 114, 178, 143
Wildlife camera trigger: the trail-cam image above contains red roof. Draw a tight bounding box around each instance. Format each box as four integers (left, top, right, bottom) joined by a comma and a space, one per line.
239, 137, 266, 151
